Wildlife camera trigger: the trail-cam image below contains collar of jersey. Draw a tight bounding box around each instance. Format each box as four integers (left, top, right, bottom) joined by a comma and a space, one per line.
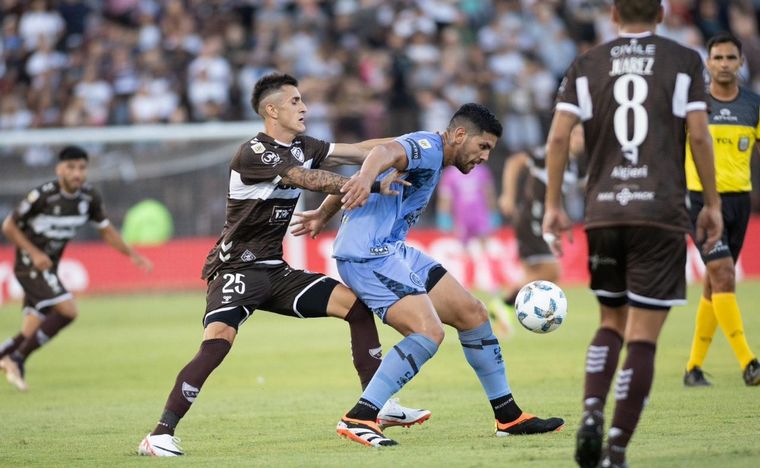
618, 31, 654, 38
255, 132, 294, 148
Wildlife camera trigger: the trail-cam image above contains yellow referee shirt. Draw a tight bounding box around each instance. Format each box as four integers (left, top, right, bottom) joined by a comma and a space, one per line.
685, 87, 760, 192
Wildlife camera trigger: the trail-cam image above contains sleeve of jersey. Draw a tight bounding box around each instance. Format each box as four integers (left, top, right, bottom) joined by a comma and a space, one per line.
395, 134, 438, 171
89, 190, 111, 229
301, 135, 333, 169
235, 147, 297, 184
555, 61, 588, 120
11, 188, 45, 223
685, 52, 708, 113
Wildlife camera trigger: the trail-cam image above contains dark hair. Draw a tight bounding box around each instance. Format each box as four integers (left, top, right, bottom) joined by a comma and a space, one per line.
447, 103, 503, 138
614, 0, 661, 24
59, 145, 88, 161
251, 73, 299, 116
706, 32, 742, 55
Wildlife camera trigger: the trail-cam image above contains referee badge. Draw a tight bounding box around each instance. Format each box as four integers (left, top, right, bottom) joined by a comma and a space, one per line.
738, 136, 750, 152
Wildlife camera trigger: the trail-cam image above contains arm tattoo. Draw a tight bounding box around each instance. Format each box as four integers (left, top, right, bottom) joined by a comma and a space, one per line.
281, 166, 350, 194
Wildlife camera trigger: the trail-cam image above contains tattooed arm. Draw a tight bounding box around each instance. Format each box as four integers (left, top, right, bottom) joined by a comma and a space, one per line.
280, 166, 350, 194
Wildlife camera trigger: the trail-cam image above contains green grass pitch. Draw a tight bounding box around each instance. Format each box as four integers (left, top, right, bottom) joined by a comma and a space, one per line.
1, 283, 759, 467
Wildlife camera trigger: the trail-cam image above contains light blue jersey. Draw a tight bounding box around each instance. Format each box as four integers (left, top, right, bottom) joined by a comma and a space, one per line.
333, 131, 444, 261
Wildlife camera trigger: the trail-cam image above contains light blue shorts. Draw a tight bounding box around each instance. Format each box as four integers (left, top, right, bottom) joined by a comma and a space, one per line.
336, 244, 441, 322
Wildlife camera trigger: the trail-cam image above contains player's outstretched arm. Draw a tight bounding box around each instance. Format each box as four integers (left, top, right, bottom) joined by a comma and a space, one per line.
280, 166, 351, 194
687, 110, 723, 253
542, 111, 577, 256
291, 194, 343, 239
341, 141, 409, 210
98, 224, 153, 272
2, 215, 52, 271
323, 137, 397, 166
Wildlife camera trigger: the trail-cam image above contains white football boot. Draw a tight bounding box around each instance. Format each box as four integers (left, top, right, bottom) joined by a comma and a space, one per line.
138, 433, 184, 456
1, 355, 28, 392
376, 398, 431, 428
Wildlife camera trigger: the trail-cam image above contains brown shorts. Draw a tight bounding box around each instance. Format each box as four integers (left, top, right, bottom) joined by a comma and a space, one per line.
203, 263, 339, 329
586, 226, 686, 310
515, 198, 555, 264
15, 267, 72, 315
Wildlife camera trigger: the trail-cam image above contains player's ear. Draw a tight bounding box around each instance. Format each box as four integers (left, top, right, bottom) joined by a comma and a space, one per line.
611, 5, 620, 25
656, 6, 664, 24
454, 127, 467, 144
265, 102, 278, 119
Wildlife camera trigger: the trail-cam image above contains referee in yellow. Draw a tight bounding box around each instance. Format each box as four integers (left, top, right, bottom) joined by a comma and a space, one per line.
684, 32, 760, 387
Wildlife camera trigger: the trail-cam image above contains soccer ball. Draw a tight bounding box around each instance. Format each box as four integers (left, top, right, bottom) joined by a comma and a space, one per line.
514, 280, 567, 333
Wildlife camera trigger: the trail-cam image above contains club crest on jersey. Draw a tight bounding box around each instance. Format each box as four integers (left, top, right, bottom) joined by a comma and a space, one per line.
27, 189, 40, 203
290, 147, 304, 163
252, 142, 266, 154
739, 136, 750, 152
78, 200, 89, 215
241, 250, 256, 262
418, 138, 431, 149
261, 151, 281, 165
269, 205, 294, 224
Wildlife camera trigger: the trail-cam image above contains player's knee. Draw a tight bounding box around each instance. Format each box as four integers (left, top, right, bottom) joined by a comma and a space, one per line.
424, 323, 445, 346
447, 298, 489, 331
708, 261, 735, 292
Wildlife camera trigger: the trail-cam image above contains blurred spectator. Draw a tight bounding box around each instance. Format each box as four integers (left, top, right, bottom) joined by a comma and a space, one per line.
18, 0, 63, 51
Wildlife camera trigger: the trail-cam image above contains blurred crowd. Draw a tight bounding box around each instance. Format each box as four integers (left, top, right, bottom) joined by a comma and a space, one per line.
2, 0, 760, 235
2, 0, 760, 149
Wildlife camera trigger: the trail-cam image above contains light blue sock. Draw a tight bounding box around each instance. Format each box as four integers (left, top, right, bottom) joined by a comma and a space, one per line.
360, 333, 439, 408
459, 321, 510, 400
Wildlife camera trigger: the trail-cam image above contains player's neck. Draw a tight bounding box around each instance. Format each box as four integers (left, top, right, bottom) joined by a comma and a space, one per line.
710, 82, 739, 102
618, 24, 656, 36
440, 132, 456, 166
263, 122, 297, 145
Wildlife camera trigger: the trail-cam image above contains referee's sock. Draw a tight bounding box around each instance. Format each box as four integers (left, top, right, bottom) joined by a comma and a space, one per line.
712, 293, 756, 368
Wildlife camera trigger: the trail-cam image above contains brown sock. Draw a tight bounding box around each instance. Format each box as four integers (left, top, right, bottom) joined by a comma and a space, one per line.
583, 327, 623, 410
152, 338, 231, 436
608, 341, 656, 464
344, 299, 382, 390
16, 314, 74, 359
0, 333, 24, 359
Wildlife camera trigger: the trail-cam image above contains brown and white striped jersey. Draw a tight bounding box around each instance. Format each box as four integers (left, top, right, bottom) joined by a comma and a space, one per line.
556, 32, 708, 232
201, 132, 333, 280
10, 180, 109, 271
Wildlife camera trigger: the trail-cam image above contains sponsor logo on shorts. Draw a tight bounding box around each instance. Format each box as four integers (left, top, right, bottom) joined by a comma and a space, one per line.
706, 240, 730, 256
222, 295, 232, 304
589, 254, 618, 271
409, 272, 424, 287
181, 382, 199, 402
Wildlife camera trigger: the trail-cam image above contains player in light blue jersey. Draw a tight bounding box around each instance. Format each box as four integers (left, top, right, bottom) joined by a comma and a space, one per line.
292, 104, 564, 447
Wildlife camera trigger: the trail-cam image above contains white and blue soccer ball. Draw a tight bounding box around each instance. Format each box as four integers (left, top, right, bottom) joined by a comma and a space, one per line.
514, 280, 567, 334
